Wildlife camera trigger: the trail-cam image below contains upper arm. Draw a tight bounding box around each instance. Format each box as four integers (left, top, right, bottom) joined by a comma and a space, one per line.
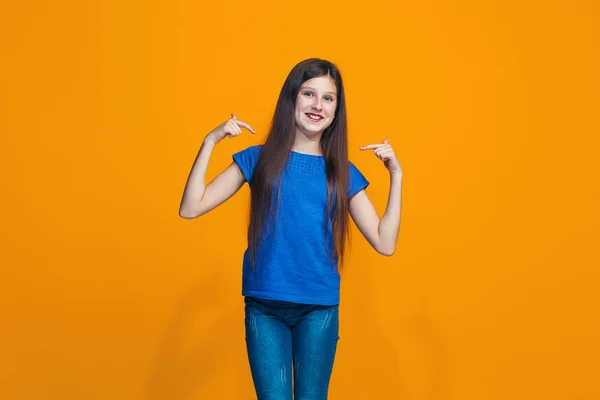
193, 161, 246, 217
348, 189, 382, 252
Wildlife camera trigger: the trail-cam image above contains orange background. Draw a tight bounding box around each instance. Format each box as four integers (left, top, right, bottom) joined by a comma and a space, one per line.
1, 1, 599, 399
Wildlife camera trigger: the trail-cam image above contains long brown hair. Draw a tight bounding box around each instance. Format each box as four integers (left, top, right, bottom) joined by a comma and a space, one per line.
248, 58, 349, 270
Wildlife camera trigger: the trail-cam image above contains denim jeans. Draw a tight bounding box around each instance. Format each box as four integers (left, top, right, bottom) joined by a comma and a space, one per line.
244, 296, 340, 400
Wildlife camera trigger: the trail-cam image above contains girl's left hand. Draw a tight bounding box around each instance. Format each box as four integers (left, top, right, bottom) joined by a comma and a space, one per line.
360, 138, 403, 176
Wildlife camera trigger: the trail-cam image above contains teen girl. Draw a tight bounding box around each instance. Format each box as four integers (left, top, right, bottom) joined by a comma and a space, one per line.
179, 58, 402, 399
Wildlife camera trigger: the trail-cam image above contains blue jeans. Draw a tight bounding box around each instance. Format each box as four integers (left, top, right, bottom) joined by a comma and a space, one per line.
244, 296, 340, 400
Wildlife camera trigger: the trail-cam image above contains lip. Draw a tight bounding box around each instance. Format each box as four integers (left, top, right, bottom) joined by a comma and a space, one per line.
305, 113, 324, 122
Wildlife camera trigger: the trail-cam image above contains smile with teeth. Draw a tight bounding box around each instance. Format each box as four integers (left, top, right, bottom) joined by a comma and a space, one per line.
306, 113, 323, 122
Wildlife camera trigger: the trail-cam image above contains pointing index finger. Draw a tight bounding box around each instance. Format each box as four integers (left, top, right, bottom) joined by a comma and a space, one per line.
234, 119, 256, 134
360, 144, 386, 150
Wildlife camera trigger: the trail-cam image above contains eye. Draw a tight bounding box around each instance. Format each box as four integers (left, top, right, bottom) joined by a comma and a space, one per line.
324, 96, 335, 101
304, 91, 313, 97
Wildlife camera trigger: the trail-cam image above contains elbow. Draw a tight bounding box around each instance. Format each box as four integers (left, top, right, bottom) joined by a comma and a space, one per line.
377, 246, 396, 257
178, 206, 201, 219
179, 198, 209, 219
178, 210, 195, 219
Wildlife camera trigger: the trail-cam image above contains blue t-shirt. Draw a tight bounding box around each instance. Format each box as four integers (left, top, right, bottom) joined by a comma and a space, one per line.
233, 145, 369, 306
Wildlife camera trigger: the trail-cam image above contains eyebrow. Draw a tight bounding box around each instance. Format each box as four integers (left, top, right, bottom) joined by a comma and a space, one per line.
301, 86, 337, 96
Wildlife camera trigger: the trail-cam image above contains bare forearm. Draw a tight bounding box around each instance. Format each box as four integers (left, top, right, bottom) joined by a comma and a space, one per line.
377, 173, 403, 255
179, 138, 216, 218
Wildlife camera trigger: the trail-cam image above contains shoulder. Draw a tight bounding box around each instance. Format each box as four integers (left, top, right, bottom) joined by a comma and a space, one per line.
348, 160, 366, 177
347, 160, 369, 196
237, 144, 263, 155
232, 145, 264, 183
233, 144, 263, 160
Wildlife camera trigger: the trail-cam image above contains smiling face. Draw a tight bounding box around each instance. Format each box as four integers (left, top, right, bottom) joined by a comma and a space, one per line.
294, 75, 338, 138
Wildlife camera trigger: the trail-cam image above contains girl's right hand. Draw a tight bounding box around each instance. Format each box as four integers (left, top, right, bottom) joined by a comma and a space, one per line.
205, 114, 256, 145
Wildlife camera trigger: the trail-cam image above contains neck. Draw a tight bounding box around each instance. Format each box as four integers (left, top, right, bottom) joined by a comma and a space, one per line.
292, 129, 323, 156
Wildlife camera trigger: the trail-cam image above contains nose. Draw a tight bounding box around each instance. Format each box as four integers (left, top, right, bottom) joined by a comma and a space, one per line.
311, 100, 322, 111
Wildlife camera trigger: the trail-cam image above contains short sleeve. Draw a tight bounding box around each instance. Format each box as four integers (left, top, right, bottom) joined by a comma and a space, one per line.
348, 162, 369, 198
232, 145, 263, 184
